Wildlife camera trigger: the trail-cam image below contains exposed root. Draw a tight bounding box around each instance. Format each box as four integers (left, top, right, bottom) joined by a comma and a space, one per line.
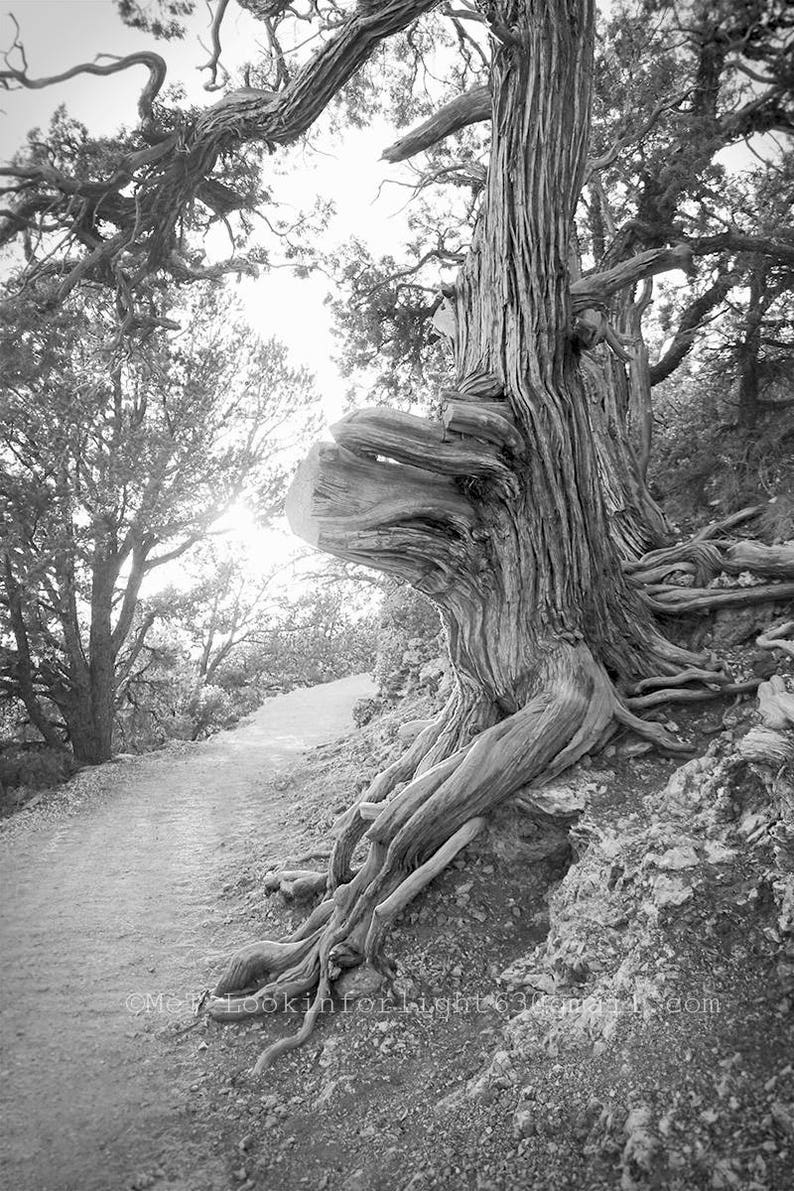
251, 973, 332, 1075
644, 580, 794, 616
612, 703, 694, 752
210, 643, 625, 1071
626, 540, 724, 586
363, 816, 485, 959
327, 697, 455, 888
210, 620, 788, 1072
263, 869, 328, 900
625, 678, 759, 711
624, 509, 793, 606
289, 847, 332, 865
212, 927, 326, 1002
631, 666, 731, 695
758, 620, 794, 661
328, 683, 489, 889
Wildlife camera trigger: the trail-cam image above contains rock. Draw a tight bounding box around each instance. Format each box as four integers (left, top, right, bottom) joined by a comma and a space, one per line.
513, 1106, 536, 1138
656, 845, 699, 871
622, 1104, 658, 1173
770, 1100, 794, 1135
334, 963, 383, 1002
650, 874, 693, 908
703, 841, 736, 865
518, 783, 588, 816
711, 607, 759, 647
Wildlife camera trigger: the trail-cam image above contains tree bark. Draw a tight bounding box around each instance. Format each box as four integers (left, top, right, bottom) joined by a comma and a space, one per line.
212, 0, 714, 1069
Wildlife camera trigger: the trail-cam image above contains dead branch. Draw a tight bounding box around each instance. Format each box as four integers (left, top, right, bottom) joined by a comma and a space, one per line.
1, 30, 166, 131
757, 620, 794, 661
572, 245, 692, 310
199, 0, 232, 91
381, 84, 491, 163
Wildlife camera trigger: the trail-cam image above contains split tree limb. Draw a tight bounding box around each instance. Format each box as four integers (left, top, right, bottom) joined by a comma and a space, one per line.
381, 84, 491, 162
571, 245, 692, 311
285, 441, 479, 596
331, 407, 518, 490
442, 399, 524, 454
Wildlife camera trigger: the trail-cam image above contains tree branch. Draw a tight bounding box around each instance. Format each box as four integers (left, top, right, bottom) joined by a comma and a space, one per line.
649, 272, 736, 386
0, 26, 166, 132
686, 231, 794, 268
2, 0, 441, 306
571, 245, 692, 310
381, 83, 490, 163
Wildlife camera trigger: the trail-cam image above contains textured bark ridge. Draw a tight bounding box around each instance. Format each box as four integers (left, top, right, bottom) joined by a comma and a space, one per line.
210, 0, 794, 1069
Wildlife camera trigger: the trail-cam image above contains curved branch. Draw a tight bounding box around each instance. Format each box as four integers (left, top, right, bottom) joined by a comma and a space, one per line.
0, 46, 167, 130
649, 273, 735, 387
199, 0, 232, 91
2, 0, 441, 300
572, 245, 692, 310
686, 231, 794, 269
584, 88, 692, 182
381, 83, 491, 163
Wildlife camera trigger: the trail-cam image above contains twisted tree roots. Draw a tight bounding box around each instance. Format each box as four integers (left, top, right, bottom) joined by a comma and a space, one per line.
209, 643, 623, 1068
210, 518, 793, 1073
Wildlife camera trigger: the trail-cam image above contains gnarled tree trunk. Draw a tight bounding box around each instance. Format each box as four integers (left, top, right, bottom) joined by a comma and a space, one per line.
209, 0, 754, 1068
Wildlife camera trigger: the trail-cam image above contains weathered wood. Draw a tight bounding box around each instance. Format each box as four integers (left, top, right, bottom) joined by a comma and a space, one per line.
571, 246, 692, 310
757, 675, 794, 731
331, 407, 517, 489
442, 400, 525, 455
739, 725, 794, 766
757, 620, 794, 660
285, 442, 481, 596
645, 581, 794, 614
381, 84, 491, 163
724, 541, 794, 579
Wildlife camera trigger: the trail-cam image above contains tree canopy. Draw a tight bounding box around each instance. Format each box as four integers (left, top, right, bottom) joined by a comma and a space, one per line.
0, 281, 317, 760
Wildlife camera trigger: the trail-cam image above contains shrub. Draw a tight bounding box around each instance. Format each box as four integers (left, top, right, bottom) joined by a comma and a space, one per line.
651, 372, 794, 529
373, 583, 447, 702
0, 742, 77, 790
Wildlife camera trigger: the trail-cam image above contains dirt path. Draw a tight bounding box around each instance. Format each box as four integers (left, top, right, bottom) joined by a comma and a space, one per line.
0, 674, 373, 1191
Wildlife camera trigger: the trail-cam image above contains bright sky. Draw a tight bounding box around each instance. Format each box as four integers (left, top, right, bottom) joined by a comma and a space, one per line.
0, 1, 417, 419
0, 1, 424, 582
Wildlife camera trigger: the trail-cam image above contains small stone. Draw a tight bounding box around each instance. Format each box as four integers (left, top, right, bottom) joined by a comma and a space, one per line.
335, 963, 383, 1002
703, 841, 736, 865
650, 874, 693, 908
513, 1107, 535, 1138
656, 846, 699, 871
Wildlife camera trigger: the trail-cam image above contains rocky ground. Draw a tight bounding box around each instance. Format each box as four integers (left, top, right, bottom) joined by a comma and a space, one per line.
171, 666, 793, 1191
2, 652, 793, 1190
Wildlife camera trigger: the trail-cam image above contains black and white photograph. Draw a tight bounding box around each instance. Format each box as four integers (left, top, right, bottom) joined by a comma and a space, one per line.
1, 1, 793, 1188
